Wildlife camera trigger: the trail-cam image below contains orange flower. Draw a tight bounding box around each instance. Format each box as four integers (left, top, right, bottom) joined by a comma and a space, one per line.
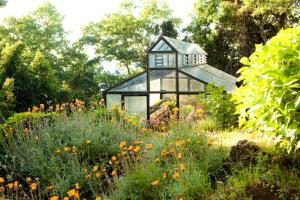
6, 183, 13, 189
95, 196, 102, 200
133, 146, 141, 153
111, 170, 117, 176
50, 196, 59, 200
172, 172, 180, 180
146, 143, 153, 149
176, 140, 185, 147
135, 155, 140, 161
134, 141, 143, 144
119, 141, 126, 149
13, 181, 18, 188
111, 156, 117, 161
30, 182, 38, 190
169, 147, 174, 154
64, 147, 71, 153
151, 180, 159, 186
128, 146, 134, 151
161, 149, 168, 157
64, 197, 70, 200
46, 186, 53, 191
0, 177, 4, 183
93, 165, 99, 173
95, 172, 101, 178
177, 152, 183, 159
67, 189, 76, 197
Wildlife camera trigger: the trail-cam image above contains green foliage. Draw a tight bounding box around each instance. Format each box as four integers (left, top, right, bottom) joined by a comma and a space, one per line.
0, 109, 139, 197
232, 26, 300, 152
198, 84, 237, 129
81, 0, 180, 74
188, 0, 300, 74
0, 78, 15, 119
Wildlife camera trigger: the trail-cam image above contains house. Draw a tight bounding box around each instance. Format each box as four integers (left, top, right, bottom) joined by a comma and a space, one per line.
103, 35, 236, 119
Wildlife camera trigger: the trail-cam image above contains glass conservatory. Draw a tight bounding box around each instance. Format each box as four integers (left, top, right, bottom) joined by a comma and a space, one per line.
103, 36, 237, 119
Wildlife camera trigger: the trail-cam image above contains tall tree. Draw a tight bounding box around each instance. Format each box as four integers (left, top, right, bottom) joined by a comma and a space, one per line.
81, 0, 180, 75
160, 20, 178, 38
187, 0, 300, 75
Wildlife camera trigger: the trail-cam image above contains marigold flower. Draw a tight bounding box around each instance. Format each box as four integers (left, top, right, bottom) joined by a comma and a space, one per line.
67, 189, 76, 197
146, 143, 153, 149
64, 197, 69, 200
50, 196, 59, 200
46, 186, 53, 191
134, 141, 142, 144
169, 147, 174, 154
172, 172, 180, 180
108, 160, 113, 165
111, 156, 117, 161
151, 180, 159, 186
0, 177, 4, 183
95, 172, 101, 178
177, 152, 183, 159
128, 145, 134, 151
133, 146, 141, 152
30, 182, 38, 190
154, 157, 160, 163
161, 149, 168, 157
95, 196, 102, 200
111, 170, 117, 176
13, 181, 18, 188
178, 197, 184, 200
93, 165, 99, 173
7, 183, 13, 189
135, 155, 140, 161
179, 163, 185, 171
176, 140, 185, 147
64, 147, 71, 153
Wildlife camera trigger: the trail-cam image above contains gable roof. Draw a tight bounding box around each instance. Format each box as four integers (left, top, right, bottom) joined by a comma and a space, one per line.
162, 36, 207, 55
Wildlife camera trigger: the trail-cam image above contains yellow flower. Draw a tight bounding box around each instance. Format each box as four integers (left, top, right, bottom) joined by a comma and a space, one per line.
146, 143, 153, 149
169, 147, 174, 155
93, 165, 99, 173
72, 147, 77, 155
177, 152, 183, 159
85, 175, 91, 179
111, 170, 117, 176
7, 183, 13, 189
172, 172, 180, 180
179, 163, 185, 171
64, 147, 71, 153
172, 107, 179, 113
95, 172, 101, 178
134, 141, 143, 144
135, 155, 140, 161
47, 186, 53, 191
151, 180, 159, 186
95, 196, 102, 200
75, 183, 80, 190
161, 149, 168, 157
178, 197, 184, 200
0, 177, 4, 183
108, 160, 113, 165
86, 140, 91, 144
30, 182, 38, 190
128, 145, 134, 151
119, 141, 126, 148
67, 189, 76, 197
50, 196, 59, 200
133, 146, 141, 153
55, 149, 61, 155
23, 128, 29, 135
13, 181, 18, 188
111, 156, 117, 161
176, 140, 185, 147
64, 197, 69, 200
154, 158, 160, 163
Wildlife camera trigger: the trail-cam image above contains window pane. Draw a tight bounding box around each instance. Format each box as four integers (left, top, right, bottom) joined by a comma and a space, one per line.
149, 53, 176, 68
110, 73, 147, 92
152, 40, 172, 51
106, 94, 121, 109
150, 70, 176, 91
124, 96, 147, 118
178, 72, 205, 92
150, 93, 161, 106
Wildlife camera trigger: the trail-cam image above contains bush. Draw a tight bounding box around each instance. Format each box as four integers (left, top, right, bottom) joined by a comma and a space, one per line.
198, 84, 237, 129
232, 26, 300, 152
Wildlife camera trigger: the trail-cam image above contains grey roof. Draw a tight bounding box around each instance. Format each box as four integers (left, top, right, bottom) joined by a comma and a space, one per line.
163, 36, 207, 55
179, 64, 237, 92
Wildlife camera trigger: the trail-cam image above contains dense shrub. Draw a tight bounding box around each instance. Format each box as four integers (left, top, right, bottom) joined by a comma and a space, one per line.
232, 26, 300, 152
198, 84, 237, 129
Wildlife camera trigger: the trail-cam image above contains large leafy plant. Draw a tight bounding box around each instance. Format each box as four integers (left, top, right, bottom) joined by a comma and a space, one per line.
232, 26, 300, 152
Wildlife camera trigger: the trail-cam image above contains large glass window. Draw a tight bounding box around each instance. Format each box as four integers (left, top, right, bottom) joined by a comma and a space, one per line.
124, 96, 147, 118
106, 94, 121, 109
150, 70, 176, 91
151, 40, 172, 51
149, 53, 176, 68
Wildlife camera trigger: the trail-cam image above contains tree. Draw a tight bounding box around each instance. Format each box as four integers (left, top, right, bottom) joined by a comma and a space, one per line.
81, 0, 180, 75
232, 26, 300, 152
0, 0, 6, 7
187, 0, 300, 75
160, 20, 178, 38
0, 78, 15, 119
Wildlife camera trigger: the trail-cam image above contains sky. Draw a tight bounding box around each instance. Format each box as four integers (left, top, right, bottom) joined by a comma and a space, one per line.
0, 0, 195, 42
